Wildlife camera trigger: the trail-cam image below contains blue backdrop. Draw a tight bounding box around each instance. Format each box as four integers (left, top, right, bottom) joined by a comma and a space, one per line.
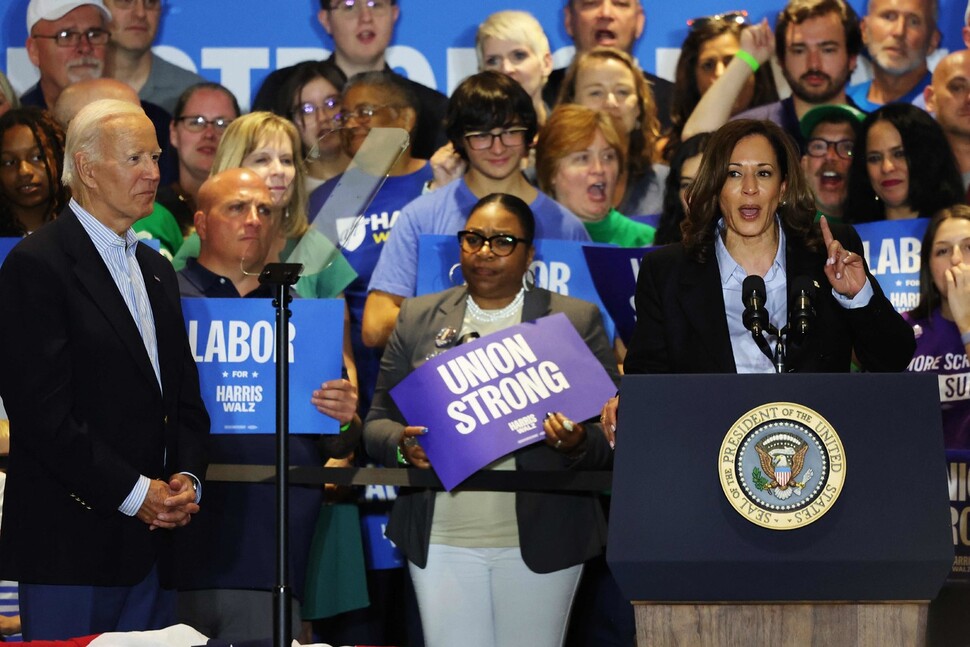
2, 0, 967, 111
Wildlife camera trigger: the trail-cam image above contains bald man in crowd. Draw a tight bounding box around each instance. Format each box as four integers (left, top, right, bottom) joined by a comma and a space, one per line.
175, 168, 359, 641
926, 49, 970, 194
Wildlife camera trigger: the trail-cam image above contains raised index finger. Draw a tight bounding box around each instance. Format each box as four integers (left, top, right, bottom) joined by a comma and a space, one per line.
819, 215, 835, 248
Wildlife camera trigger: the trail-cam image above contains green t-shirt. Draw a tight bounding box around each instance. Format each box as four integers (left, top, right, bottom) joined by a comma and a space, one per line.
583, 208, 656, 247
133, 202, 184, 260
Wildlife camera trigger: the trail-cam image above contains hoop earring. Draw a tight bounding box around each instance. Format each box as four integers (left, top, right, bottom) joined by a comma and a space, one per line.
522, 268, 536, 291
449, 263, 465, 286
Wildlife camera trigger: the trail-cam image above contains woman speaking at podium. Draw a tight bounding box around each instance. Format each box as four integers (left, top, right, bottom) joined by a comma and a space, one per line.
603, 120, 914, 436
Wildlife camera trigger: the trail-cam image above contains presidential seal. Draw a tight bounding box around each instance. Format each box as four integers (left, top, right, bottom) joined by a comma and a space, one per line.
718, 402, 845, 530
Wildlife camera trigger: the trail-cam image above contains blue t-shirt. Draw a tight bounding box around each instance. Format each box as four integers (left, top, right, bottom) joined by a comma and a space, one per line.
309, 164, 433, 411
368, 177, 589, 299
847, 72, 930, 112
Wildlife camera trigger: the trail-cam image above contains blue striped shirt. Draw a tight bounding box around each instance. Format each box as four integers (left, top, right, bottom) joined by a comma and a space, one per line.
71, 199, 158, 516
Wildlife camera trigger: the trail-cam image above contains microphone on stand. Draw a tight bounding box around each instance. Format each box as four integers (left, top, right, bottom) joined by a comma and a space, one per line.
789, 276, 816, 339
742, 275, 769, 337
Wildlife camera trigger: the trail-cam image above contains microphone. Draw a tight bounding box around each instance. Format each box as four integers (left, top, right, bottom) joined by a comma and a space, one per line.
789, 276, 816, 338
741, 275, 769, 337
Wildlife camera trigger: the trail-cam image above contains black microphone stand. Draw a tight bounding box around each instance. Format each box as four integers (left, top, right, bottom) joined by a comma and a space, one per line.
259, 262, 303, 647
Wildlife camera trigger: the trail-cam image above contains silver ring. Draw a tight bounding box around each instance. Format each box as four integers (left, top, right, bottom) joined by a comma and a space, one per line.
554, 439, 564, 450
402, 437, 418, 448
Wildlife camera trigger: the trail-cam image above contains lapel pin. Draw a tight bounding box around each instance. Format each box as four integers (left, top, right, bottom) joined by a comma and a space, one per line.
435, 327, 458, 348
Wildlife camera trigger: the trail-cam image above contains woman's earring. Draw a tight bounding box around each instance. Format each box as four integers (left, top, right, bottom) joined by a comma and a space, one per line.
449, 263, 465, 286
522, 268, 536, 291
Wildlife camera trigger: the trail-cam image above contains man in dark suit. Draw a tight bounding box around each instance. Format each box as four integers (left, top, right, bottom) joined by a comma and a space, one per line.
0, 98, 209, 640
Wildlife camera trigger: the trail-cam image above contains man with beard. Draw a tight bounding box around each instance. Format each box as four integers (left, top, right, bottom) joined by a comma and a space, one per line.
20, 0, 112, 109
925, 50, 970, 194
799, 104, 865, 219
848, 0, 939, 112
543, 0, 673, 130
733, 0, 863, 151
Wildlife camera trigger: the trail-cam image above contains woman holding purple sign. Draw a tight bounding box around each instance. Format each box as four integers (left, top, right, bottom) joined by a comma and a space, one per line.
363, 193, 617, 647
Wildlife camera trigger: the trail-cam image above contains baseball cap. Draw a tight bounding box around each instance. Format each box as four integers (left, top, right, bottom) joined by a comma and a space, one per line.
27, 0, 111, 33
799, 104, 866, 139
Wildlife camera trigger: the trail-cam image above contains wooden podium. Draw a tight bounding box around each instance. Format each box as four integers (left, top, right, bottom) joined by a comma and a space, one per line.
608, 374, 953, 647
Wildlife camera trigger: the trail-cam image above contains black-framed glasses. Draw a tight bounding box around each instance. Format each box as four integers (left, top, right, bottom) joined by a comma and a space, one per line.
687, 10, 747, 30
328, 0, 395, 14
805, 138, 854, 160
294, 98, 340, 122
457, 230, 531, 257
463, 127, 528, 151
109, 0, 162, 10
176, 115, 233, 132
31, 28, 111, 48
337, 104, 400, 125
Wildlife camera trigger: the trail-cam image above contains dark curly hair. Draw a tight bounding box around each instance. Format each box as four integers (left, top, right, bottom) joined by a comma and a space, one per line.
655, 132, 711, 244
664, 20, 777, 161
0, 107, 69, 236
844, 104, 964, 223
682, 119, 820, 263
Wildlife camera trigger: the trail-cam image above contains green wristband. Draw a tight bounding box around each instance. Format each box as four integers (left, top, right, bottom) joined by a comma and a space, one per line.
397, 445, 410, 466
735, 50, 760, 72
340, 421, 352, 432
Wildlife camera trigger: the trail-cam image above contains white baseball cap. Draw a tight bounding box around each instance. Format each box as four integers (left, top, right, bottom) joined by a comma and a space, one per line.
27, 0, 111, 33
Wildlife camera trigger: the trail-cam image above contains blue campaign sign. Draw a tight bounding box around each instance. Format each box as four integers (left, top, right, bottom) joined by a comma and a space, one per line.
855, 218, 928, 313
8, 0, 964, 111
946, 448, 970, 584
182, 297, 344, 434
0, 238, 19, 268
583, 245, 651, 345
416, 234, 616, 339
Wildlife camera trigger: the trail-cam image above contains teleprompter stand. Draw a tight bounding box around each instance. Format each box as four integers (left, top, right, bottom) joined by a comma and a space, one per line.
259, 262, 303, 647
608, 373, 953, 647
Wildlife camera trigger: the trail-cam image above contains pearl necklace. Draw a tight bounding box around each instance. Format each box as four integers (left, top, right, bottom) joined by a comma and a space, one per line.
466, 288, 525, 323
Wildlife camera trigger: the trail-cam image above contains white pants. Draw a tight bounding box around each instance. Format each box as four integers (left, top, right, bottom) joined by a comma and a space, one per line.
409, 544, 583, 647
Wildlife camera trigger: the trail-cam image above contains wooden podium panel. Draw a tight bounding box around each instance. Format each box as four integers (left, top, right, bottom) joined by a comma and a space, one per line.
634, 602, 927, 647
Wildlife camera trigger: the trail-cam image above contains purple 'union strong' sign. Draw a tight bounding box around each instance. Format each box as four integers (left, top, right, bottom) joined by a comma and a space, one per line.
390, 313, 616, 490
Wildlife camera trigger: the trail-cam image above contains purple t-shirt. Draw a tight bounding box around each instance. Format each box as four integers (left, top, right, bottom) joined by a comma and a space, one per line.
904, 308, 970, 449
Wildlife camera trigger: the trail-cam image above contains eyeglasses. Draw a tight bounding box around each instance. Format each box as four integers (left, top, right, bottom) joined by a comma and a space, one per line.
294, 98, 340, 122
457, 230, 531, 257
687, 10, 747, 30
336, 104, 400, 125
805, 138, 854, 160
463, 127, 528, 151
176, 115, 233, 132
328, 0, 394, 14
30, 28, 111, 48
109, 0, 161, 10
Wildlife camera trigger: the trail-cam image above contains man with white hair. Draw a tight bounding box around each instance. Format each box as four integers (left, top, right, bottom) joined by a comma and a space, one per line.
20, 0, 112, 109
0, 99, 209, 639
848, 0, 940, 110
